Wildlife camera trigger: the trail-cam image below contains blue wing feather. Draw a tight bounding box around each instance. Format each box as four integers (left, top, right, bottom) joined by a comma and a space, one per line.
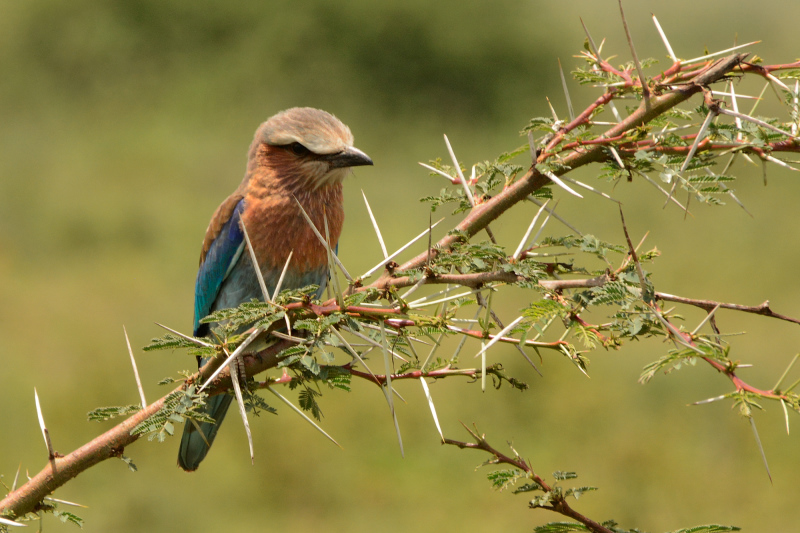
193, 199, 246, 336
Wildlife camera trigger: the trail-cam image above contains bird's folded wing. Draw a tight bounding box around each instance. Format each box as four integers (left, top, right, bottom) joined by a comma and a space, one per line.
193, 196, 246, 336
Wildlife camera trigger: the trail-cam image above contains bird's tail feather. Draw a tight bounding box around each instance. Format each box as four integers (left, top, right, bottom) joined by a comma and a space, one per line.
177, 393, 233, 471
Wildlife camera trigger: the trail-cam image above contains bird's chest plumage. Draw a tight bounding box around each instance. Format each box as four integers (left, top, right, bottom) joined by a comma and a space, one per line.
210, 182, 344, 313
242, 182, 344, 273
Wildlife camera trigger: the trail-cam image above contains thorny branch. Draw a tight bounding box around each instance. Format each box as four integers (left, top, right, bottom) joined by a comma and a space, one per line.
444, 425, 614, 533
3, 35, 800, 529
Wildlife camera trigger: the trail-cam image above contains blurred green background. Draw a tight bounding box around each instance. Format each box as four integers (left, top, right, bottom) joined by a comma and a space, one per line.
2, 0, 800, 531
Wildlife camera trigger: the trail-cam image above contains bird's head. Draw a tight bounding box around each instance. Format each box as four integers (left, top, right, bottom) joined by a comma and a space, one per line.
249, 107, 373, 189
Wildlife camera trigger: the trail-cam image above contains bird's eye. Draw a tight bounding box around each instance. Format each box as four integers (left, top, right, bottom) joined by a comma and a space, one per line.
289, 142, 310, 156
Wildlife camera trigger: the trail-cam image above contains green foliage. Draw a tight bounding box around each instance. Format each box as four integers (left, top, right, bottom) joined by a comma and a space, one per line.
533, 523, 589, 533
668, 527, 740, 533
52, 511, 83, 528
131, 386, 213, 442
487, 469, 524, 491
87, 405, 141, 422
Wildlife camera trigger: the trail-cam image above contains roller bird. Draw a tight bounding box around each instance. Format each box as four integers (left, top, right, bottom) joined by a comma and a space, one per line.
178, 107, 373, 471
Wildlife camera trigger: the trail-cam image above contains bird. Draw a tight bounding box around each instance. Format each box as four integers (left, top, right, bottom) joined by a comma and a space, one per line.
178, 107, 373, 471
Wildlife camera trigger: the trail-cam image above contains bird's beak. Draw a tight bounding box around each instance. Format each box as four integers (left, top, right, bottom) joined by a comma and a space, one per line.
323, 146, 374, 169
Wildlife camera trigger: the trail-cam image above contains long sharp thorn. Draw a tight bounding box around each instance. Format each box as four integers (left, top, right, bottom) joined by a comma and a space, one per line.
362, 190, 388, 259
419, 378, 443, 442
34, 388, 55, 462
527, 199, 560, 250
579, 18, 601, 59
717, 108, 799, 139
272, 250, 294, 301
241, 219, 271, 303
323, 211, 344, 308
199, 327, 263, 392
227, 353, 254, 465
329, 327, 379, 382
558, 58, 575, 121
544, 170, 583, 198
0, 517, 25, 528
651, 13, 677, 62
443, 134, 474, 206
729, 80, 744, 142
782, 399, 790, 435
515, 344, 542, 376
450, 307, 483, 363
42, 496, 87, 508
546, 96, 560, 123
124, 326, 147, 409
12, 463, 21, 491
421, 332, 445, 371
513, 200, 550, 259
681, 109, 716, 174
636, 171, 690, 214
474, 316, 525, 359
266, 387, 341, 448
691, 304, 721, 336
361, 218, 444, 278
419, 162, 460, 184
154, 322, 215, 348
683, 41, 760, 64
749, 416, 772, 484
480, 340, 487, 392
763, 154, 800, 172
527, 196, 583, 235
380, 322, 404, 456
293, 196, 352, 281
773, 353, 799, 392
562, 176, 619, 203
618, 0, 650, 107
691, 394, 728, 405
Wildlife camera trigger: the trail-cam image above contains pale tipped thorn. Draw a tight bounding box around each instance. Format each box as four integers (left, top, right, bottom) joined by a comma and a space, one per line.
198, 327, 263, 392
526, 196, 583, 235
419, 162, 460, 184
323, 211, 345, 308
546, 96, 560, 123
154, 322, 215, 348
271, 250, 294, 301
293, 196, 352, 281
513, 200, 550, 260
265, 387, 341, 448
474, 316, 525, 359
419, 378, 444, 442
361, 218, 444, 279
34, 388, 55, 464
526, 199, 559, 251
362, 190, 388, 259
635, 171, 690, 214
682, 41, 760, 65
226, 351, 254, 465
558, 58, 575, 121
380, 322, 404, 457
749, 416, 772, 484
123, 326, 147, 409
618, 0, 650, 106
772, 353, 799, 392
717, 107, 799, 140
562, 176, 619, 203
329, 327, 379, 382
651, 14, 677, 63
690, 304, 721, 336
543, 170, 583, 198
241, 219, 272, 304
443, 134, 475, 207
12, 463, 21, 491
